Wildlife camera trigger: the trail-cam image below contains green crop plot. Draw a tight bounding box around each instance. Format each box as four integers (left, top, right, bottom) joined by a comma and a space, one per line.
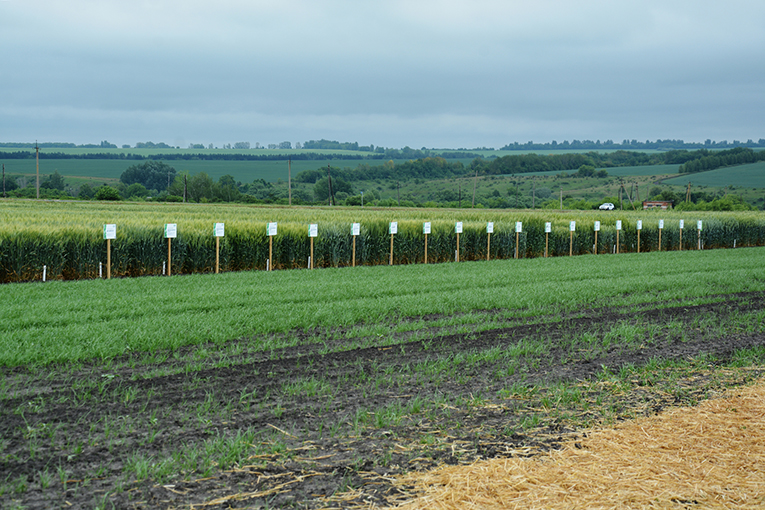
662, 162, 765, 188
3, 247, 765, 366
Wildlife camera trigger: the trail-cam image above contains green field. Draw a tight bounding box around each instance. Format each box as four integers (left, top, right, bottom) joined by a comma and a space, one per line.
0, 147, 375, 158
661, 161, 765, 189
3, 247, 765, 366
0, 158, 387, 185
3, 241, 765, 508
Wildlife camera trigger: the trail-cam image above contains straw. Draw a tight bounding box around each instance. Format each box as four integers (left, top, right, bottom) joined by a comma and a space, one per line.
389, 382, 765, 509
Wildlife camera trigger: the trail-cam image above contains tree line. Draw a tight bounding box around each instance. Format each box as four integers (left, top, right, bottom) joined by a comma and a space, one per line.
0, 147, 482, 162
678, 147, 765, 174
500, 138, 765, 151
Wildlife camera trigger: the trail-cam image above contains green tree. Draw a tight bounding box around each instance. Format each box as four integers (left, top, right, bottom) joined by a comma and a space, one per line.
314, 176, 353, 202
120, 161, 176, 192
40, 171, 66, 191
214, 174, 241, 202
94, 185, 121, 201
187, 172, 214, 202
125, 182, 150, 199
78, 183, 95, 200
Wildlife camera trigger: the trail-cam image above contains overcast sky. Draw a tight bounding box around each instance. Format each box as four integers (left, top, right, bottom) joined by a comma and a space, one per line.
1, 1, 763, 149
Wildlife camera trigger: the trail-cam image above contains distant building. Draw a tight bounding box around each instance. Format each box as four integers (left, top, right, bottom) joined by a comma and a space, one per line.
643, 200, 674, 210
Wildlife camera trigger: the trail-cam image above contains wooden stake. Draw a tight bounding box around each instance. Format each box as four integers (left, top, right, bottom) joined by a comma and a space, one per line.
616, 230, 620, 254
637, 229, 641, 253
487, 233, 491, 261
570, 230, 573, 256
106, 239, 111, 279
310, 237, 314, 269
352, 235, 356, 267
594, 230, 598, 255
658, 228, 662, 252
215, 236, 220, 273
680, 227, 683, 251
515, 231, 519, 259
545, 232, 549, 258
269, 235, 273, 271
456, 232, 460, 262
167, 238, 172, 276
424, 233, 428, 264
389, 233, 394, 265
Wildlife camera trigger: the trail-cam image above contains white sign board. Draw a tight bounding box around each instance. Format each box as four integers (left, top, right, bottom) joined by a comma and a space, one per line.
389, 221, 398, 235
697, 220, 703, 231
164, 223, 177, 239
267, 222, 278, 237
213, 223, 225, 237
616, 220, 622, 231
594, 221, 600, 232
636, 220, 642, 231
487, 222, 494, 234
351, 223, 360, 236
423, 222, 431, 235
679, 219, 685, 229
659, 219, 664, 229
569, 221, 576, 232
455, 221, 463, 234
309, 223, 318, 238
515, 221, 522, 233
103, 224, 116, 240
545, 222, 551, 233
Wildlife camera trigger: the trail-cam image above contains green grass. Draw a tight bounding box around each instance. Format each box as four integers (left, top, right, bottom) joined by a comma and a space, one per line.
3, 247, 765, 366
661, 161, 765, 189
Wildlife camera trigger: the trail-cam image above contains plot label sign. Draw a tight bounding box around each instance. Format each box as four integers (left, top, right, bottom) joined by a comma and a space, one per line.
164, 224, 177, 239
103, 224, 116, 240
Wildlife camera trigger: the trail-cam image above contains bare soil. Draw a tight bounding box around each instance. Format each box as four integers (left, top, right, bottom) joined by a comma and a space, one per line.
2, 292, 764, 509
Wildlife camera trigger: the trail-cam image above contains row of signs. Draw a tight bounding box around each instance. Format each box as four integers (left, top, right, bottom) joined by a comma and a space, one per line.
103, 220, 704, 240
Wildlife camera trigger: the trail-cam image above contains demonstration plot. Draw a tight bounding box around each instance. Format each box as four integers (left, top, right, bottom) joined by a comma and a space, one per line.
2, 249, 765, 508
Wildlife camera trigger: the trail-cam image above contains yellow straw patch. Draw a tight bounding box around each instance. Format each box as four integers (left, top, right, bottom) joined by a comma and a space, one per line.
391, 383, 765, 509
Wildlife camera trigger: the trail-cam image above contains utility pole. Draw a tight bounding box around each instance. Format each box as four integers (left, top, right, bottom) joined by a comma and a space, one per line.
35, 141, 40, 199
397, 181, 400, 206
288, 159, 292, 206
686, 182, 692, 203
458, 182, 461, 208
472, 168, 477, 208
327, 164, 334, 206
515, 180, 519, 208
619, 179, 623, 210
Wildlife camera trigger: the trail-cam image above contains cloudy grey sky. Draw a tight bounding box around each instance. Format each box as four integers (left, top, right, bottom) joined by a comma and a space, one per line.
1, 0, 763, 149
